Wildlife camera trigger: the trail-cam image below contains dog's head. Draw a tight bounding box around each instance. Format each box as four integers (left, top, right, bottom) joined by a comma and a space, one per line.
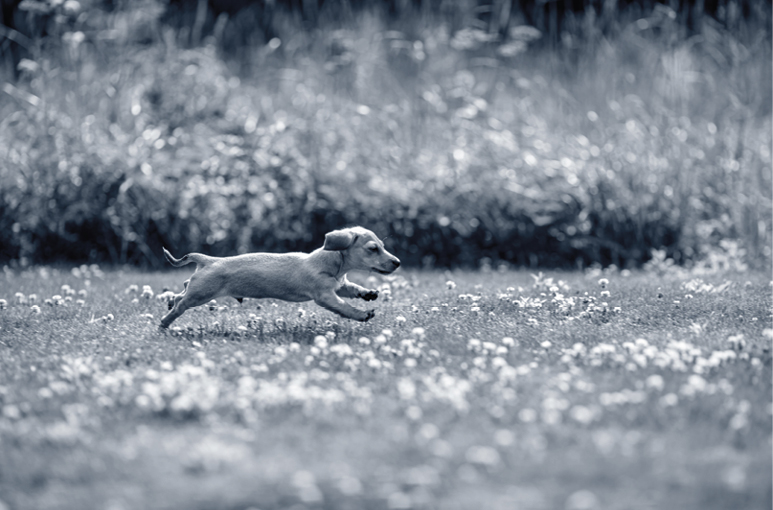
324, 227, 400, 275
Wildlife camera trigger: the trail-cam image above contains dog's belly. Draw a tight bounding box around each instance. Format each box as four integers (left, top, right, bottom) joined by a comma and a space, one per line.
219, 256, 317, 302
237, 288, 312, 302
223, 278, 314, 302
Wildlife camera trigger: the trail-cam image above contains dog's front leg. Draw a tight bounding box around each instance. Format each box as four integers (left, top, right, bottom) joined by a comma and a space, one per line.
336, 276, 379, 301
315, 291, 375, 321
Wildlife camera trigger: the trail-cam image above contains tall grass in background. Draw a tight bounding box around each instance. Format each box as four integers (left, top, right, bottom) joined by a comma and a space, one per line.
0, 0, 770, 269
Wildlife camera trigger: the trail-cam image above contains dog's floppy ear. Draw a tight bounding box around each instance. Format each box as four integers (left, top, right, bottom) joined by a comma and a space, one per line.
323, 229, 357, 251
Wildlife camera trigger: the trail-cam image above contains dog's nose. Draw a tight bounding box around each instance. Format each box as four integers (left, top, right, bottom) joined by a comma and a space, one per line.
392, 259, 401, 268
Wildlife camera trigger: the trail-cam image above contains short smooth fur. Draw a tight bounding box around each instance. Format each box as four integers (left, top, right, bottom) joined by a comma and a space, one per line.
160, 226, 400, 328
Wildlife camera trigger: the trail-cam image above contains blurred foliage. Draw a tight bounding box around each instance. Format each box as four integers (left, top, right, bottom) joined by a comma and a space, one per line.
0, 0, 770, 268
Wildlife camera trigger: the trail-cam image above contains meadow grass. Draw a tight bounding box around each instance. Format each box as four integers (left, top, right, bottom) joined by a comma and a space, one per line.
0, 264, 770, 509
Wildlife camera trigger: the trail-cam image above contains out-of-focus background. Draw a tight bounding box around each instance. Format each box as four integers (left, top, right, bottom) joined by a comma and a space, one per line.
0, 0, 770, 269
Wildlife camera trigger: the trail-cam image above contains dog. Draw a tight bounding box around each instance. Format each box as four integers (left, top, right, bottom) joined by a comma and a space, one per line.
159, 226, 400, 328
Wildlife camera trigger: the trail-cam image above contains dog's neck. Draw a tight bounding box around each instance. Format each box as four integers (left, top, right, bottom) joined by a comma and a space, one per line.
336, 250, 346, 278
313, 248, 348, 280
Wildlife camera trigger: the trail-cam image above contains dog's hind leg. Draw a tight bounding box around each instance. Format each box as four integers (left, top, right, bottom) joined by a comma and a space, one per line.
167, 279, 190, 310
160, 283, 217, 329
160, 304, 186, 329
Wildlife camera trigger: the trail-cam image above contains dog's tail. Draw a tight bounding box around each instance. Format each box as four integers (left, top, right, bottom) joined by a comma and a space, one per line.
163, 248, 213, 268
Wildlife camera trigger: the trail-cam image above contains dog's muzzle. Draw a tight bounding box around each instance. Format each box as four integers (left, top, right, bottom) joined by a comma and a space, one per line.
376, 258, 400, 274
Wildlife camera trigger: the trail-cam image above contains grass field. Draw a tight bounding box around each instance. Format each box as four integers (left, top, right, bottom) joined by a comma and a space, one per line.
0, 264, 770, 509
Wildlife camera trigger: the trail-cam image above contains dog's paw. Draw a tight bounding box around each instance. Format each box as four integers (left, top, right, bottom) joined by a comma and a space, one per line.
360, 289, 379, 301
359, 309, 376, 322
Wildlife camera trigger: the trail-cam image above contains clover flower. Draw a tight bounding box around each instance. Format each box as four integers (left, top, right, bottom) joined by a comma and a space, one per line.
599, 389, 646, 406
590, 343, 615, 356
465, 445, 500, 466
491, 357, 508, 370
518, 408, 538, 422
405, 405, 422, 421
3, 405, 21, 420
337, 475, 363, 496
729, 413, 748, 430
569, 405, 596, 425
330, 344, 353, 357
646, 374, 664, 391
411, 327, 426, 340
727, 334, 746, 350
493, 429, 515, 446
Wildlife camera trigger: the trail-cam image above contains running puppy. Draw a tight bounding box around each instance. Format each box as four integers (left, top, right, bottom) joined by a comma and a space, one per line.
160, 226, 400, 328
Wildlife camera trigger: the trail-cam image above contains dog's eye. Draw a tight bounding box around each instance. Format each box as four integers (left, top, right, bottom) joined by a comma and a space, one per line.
369, 246, 379, 252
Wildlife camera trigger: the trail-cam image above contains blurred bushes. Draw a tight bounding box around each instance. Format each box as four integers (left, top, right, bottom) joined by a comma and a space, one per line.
0, 0, 770, 268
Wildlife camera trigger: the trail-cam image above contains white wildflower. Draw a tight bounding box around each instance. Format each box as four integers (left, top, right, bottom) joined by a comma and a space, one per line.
727, 334, 746, 350
646, 374, 664, 391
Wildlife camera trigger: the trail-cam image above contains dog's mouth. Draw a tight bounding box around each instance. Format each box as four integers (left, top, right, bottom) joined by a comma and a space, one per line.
373, 259, 400, 275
